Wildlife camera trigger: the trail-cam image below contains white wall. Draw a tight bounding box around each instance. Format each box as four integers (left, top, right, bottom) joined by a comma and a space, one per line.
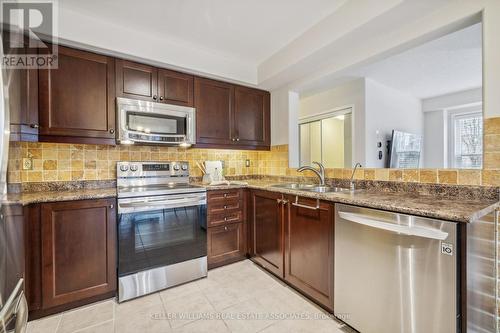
364, 79, 423, 168
57, 7, 257, 85
298, 79, 365, 167
423, 110, 447, 168
270, 87, 300, 166
422, 87, 482, 111
483, 0, 500, 118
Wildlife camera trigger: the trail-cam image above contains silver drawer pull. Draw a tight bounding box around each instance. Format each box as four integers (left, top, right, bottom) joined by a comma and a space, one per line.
292, 196, 320, 210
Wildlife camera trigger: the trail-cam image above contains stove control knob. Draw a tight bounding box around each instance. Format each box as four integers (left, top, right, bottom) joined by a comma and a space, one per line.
130, 164, 138, 172
119, 165, 129, 172
181, 164, 188, 171
173, 164, 180, 171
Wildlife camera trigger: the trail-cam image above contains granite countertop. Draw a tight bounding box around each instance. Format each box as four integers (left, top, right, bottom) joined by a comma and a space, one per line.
203, 180, 499, 223
7, 180, 497, 223
7, 187, 117, 205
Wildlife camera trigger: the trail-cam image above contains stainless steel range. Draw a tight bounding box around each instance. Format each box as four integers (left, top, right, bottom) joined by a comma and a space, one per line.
117, 161, 207, 302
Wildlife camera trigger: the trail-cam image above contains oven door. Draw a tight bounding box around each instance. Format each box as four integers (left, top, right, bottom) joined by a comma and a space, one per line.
116, 97, 196, 145
117, 193, 207, 278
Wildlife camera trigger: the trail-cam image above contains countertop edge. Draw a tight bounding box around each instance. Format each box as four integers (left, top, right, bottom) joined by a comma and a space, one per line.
9, 183, 498, 224
204, 183, 499, 223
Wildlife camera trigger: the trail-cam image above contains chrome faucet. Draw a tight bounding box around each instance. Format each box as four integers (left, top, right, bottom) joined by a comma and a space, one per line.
297, 162, 326, 186
349, 163, 362, 190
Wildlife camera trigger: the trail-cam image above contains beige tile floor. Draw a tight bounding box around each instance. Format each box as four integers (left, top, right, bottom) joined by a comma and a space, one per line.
27, 260, 348, 333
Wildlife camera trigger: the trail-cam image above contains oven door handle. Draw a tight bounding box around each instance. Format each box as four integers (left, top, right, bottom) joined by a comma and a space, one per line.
119, 197, 205, 209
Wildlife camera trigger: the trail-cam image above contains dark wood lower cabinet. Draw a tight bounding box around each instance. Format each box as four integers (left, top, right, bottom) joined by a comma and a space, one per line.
207, 189, 246, 268
250, 190, 285, 278
25, 198, 117, 318
248, 190, 335, 311
284, 195, 334, 311
208, 223, 245, 268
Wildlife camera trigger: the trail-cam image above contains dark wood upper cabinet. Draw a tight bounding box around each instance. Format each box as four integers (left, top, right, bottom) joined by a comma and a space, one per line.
233, 86, 270, 147
194, 79, 270, 150
284, 196, 334, 311
38, 46, 116, 144
250, 189, 284, 277
40, 198, 116, 309
8, 65, 38, 142
157, 69, 194, 106
116, 61, 194, 107
194, 77, 234, 146
7, 41, 270, 148
2, 30, 39, 141
116, 59, 158, 101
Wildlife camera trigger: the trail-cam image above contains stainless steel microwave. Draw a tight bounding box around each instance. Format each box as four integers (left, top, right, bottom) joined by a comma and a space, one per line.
116, 97, 196, 145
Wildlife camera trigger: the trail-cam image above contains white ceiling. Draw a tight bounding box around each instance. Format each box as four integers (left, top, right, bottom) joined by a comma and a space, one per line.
346, 23, 482, 99
60, 0, 347, 65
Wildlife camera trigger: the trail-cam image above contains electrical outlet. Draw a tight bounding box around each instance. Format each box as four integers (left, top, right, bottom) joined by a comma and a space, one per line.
22, 158, 33, 170
245, 159, 251, 167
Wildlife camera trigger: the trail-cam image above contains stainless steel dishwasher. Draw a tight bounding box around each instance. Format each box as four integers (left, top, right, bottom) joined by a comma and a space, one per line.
334, 204, 458, 333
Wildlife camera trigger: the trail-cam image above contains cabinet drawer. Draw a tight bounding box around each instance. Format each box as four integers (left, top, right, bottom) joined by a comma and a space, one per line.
208, 200, 242, 215
208, 222, 245, 268
207, 189, 241, 202
208, 210, 243, 227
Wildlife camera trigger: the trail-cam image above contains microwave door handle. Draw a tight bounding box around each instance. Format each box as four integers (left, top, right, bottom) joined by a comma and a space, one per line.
338, 211, 448, 241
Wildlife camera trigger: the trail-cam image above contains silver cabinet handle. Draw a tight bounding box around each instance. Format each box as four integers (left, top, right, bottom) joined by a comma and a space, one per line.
110, 204, 114, 209
30, 124, 39, 129
338, 211, 448, 240
291, 196, 319, 210
224, 226, 228, 231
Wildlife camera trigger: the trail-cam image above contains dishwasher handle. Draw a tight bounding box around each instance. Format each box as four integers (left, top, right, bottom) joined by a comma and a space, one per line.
338, 211, 448, 240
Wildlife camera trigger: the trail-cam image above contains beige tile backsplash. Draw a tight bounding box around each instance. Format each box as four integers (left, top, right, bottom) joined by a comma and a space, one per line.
7, 117, 500, 186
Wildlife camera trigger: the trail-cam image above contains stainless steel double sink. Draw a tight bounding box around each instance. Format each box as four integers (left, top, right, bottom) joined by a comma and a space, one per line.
270, 183, 352, 193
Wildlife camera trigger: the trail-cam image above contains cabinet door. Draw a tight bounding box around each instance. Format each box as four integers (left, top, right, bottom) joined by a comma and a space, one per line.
194, 77, 234, 146
233, 86, 270, 147
250, 190, 284, 277
157, 69, 193, 106
38, 46, 116, 144
208, 223, 245, 269
40, 199, 116, 308
116, 59, 158, 101
3, 31, 39, 141
285, 196, 334, 310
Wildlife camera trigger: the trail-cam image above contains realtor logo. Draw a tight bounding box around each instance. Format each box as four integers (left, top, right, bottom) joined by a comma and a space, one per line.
1, 0, 58, 69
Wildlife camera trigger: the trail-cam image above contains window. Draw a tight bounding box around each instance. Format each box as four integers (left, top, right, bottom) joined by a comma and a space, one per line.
451, 111, 482, 169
